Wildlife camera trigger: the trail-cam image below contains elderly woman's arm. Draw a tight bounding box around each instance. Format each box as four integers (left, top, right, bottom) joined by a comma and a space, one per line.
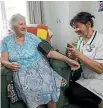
47, 50, 80, 70
1, 52, 19, 71
37, 39, 80, 70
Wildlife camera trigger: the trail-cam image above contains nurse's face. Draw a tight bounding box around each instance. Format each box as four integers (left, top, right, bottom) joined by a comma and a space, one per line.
73, 22, 90, 38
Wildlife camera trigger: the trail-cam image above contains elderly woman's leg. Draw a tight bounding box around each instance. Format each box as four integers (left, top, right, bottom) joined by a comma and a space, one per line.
47, 101, 56, 108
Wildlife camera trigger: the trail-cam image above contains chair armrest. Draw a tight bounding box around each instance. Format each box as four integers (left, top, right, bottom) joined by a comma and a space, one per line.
50, 59, 69, 69
49, 59, 71, 82
1, 66, 13, 76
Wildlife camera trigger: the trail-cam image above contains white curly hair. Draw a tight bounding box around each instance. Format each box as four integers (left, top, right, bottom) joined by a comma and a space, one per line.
9, 13, 26, 30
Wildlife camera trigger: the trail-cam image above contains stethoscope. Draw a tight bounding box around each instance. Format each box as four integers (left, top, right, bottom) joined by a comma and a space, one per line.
86, 43, 95, 52
85, 31, 97, 52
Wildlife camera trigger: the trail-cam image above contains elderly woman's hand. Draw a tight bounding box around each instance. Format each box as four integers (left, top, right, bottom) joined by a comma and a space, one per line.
70, 62, 80, 71
8, 62, 19, 72
67, 59, 80, 71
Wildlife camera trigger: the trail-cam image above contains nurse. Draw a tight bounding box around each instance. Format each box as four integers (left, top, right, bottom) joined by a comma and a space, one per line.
65, 12, 103, 108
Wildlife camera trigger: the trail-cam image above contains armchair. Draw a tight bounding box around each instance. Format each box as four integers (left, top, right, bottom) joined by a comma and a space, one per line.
27, 24, 53, 43
1, 60, 71, 108
1, 24, 76, 108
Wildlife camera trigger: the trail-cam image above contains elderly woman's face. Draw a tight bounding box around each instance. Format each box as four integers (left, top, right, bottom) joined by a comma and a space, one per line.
13, 20, 27, 35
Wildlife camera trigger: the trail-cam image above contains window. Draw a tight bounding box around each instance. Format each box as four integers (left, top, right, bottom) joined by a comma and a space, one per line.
0, 1, 8, 40
5, 1, 27, 24
0, 1, 27, 40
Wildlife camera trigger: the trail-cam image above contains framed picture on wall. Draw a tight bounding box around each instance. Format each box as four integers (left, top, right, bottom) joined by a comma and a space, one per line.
98, 1, 103, 12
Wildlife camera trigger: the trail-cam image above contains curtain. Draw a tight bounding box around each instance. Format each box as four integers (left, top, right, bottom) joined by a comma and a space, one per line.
0, 1, 8, 40
26, 1, 45, 24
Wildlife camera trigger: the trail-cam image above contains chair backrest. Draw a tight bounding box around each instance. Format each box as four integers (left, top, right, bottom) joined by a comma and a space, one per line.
27, 24, 53, 43
8, 24, 53, 43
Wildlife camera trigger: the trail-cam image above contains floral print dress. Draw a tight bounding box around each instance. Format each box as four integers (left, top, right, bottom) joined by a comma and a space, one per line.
1, 33, 62, 108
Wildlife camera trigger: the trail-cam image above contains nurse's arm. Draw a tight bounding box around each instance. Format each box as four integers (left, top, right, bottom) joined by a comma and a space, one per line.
77, 53, 103, 74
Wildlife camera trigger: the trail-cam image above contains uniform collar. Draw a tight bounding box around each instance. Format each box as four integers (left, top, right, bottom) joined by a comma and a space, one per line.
84, 30, 97, 45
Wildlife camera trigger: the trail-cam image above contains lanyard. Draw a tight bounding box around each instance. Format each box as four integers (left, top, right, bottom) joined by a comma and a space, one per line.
76, 31, 97, 66
77, 37, 83, 51
77, 31, 97, 51
76, 37, 83, 66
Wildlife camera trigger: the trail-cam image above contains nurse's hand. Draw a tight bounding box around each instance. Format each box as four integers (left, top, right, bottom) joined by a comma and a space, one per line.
7, 62, 19, 72
66, 49, 77, 60
67, 43, 81, 58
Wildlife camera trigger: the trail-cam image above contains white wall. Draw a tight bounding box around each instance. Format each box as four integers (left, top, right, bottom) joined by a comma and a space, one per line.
42, 1, 52, 28
43, 1, 103, 53
43, 1, 82, 53
81, 1, 103, 34
68, 1, 82, 42
49, 1, 70, 53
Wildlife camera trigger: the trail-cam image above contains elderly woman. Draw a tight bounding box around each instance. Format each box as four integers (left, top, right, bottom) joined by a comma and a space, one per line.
1, 14, 79, 108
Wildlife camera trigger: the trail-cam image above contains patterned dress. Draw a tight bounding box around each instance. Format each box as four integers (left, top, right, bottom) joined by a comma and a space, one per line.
1, 33, 62, 108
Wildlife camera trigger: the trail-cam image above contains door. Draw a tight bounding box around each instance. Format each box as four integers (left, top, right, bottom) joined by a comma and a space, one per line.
49, 1, 70, 53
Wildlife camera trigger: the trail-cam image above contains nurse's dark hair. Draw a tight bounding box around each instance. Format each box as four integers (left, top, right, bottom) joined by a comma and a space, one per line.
70, 12, 95, 27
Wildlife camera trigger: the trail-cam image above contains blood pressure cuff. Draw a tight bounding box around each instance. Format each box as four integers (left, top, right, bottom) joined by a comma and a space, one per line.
38, 39, 54, 56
